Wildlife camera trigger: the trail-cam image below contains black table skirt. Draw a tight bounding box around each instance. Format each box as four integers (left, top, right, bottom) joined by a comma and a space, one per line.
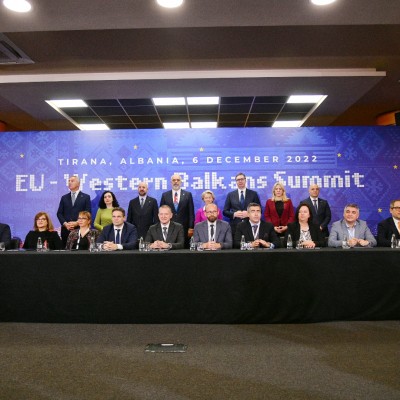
0, 248, 399, 324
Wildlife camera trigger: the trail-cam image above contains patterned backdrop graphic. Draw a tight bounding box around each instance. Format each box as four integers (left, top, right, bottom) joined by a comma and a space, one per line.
1, 126, 399, 239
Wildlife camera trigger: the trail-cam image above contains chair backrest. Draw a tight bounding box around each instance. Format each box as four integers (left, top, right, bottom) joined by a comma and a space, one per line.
10, 237, 21, 250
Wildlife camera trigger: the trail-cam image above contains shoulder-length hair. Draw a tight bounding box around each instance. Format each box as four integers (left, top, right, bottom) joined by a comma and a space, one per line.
295, 203, 313, 224
33, 211, 54, 231
98, 191, 119, 209
271, 182, 289, 202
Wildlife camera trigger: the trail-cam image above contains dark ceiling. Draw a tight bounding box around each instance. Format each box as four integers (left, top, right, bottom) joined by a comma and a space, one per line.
0, 0, 399, 131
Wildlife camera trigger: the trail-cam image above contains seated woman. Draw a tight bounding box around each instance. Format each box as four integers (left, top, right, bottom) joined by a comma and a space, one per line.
194, 190, 222, 224
66, 211, 99, 250
23, 212, 62, 250
94, 191, 119, 231
284, 203, 325, 248
264, 182, 295, 235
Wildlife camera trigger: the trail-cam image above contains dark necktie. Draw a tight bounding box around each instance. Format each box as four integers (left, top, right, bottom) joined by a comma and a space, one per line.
240, 191, 245, 208
210, 224, 215, 241
174, 192, 178, 211
252, 225, 258, 239
313, 199, 318, 212
71, 192, 76, 206
115, 229, 121, 244
163, 226, 167, 241
140, 198, 144, 208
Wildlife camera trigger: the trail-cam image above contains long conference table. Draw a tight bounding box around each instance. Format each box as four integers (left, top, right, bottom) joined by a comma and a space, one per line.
0, 248, 399, 324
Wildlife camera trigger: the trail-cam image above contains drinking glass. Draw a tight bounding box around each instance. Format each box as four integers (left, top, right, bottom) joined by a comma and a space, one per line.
0, 242, 5, 251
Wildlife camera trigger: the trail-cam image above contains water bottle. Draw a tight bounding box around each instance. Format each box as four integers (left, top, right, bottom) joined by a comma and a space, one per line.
342, 235, 350, 249
286, 234, 293, 249
189, 237, 196, 251
139, 237, 144, 252
391, 234, 396, 249
36, 237, 43, 252
43, 240, 49, 252
240, 235, 246, 250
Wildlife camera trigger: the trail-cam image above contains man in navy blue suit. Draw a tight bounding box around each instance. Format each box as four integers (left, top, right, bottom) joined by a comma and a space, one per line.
97, 207, 137, 250
57, 176, 91, 246
160, 174, 194, 247
223, 172, 261, 236
377, 199, 400, 246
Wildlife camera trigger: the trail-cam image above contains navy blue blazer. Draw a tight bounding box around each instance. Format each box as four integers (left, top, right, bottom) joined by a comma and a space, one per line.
377, 217, 400, 247
160, 190, 195, 232
127, 196, 159, 240
234, 220, 280, 249
223, 189, 261, 224
97, 222, 138, 250
299, 197, 331, 235
57, 191, 92, 225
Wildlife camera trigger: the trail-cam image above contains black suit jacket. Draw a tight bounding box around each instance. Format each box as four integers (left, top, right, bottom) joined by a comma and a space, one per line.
234, 220, 281, 249
377, 217, 400, 247
299, 197, 331, 236
0, 223, 11, 249
160, 190, 194, 233
127, 196, 159, 239
223, 189, 261, 225
145, 221, 184, 250
97, 222, 138, 250
284, 222, 326, 247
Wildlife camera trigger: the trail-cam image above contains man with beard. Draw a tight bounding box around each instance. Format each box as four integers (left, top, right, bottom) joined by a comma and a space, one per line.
193, 203, 232, 249
127, 181, 159, 240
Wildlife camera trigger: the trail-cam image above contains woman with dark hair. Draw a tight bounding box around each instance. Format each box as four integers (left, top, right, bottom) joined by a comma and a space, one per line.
94, 191, 119, 231
23, 211, 62, 250
284, 203, 325, 248
66, 211, 99, 250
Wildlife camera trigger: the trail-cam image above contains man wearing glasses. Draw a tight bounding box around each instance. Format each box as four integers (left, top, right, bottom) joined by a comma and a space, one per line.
223, 172, 261, 236
193, 203, 232, 250
377, 199, 400, 246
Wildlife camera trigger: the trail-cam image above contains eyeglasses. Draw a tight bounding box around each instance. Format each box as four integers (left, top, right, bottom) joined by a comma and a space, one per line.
36, 218, 47, 221
206, 211, 218, 214
391, 207, 400, 210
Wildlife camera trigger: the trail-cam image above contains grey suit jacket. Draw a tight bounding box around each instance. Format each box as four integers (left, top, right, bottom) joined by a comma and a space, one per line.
193, 219, 233, 249
328, 219, 377, 247
145, 221, 184, 250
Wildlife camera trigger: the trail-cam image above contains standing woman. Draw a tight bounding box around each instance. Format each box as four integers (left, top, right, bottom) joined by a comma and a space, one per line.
194, 190, 223, 224
23, 211, 62, 250
94, 191, 119, 231
66, 211, 99, 250
285, 203, 325, 248
264, 182, 295, 235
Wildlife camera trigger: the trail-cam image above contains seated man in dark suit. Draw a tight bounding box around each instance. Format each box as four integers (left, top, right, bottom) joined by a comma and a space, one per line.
299, 184, 331, 237
234, 203, 281, 249
193, 203, 232, 250
0, 222, 11, 249
377, 199, 400, 246
97, 207, 137, 250
145, 205, 184, 250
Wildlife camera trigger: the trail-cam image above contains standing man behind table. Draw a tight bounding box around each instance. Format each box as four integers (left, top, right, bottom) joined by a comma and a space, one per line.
97, 207, 137, 250
57, 175, 91, 247
223, 172, 261, 237
193, 203, 232, 250
145, 205, 185, 250
299, 184, 331, 237
328, 203, 377, 248
234, 203, 281, 249
127, 181, 159, 241
160, 174, 194, 247
377, 199, 400, 246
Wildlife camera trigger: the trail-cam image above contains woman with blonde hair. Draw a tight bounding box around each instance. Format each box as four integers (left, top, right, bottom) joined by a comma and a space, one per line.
66, 211, 99, 250
23, 211, 62, 250
264, 182, 295, 235
194, 190, 223, 224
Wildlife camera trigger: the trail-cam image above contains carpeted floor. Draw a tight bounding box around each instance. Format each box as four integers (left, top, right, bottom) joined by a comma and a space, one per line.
0, 321, 399, 399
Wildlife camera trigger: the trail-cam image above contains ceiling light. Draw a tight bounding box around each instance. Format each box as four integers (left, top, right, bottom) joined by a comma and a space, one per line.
153, 97, 185, 106
272, 121, 303, 128
310, 0, 337, 5
163, 122, 190, 129
156, 0, 184, 8
3, 0, 31, 12
187, 97, 219, 105
287, 95, 326, 104
79, 124, 109, 131
46, 99, 88, 108
191, 122, 218, 128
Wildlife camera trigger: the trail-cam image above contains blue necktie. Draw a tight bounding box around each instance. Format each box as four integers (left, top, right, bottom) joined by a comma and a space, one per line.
115, 229, 121, 244
174, 192, 178, 211
240, 191, 245, 208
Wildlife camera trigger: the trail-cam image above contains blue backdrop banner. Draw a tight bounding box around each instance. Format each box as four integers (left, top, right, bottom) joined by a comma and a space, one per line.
1, 126, 399, 239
